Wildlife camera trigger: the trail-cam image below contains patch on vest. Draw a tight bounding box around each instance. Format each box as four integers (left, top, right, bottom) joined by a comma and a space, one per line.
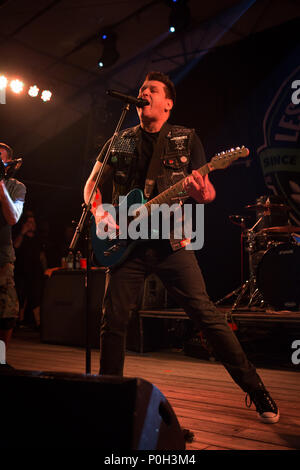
168, 135, 188, 152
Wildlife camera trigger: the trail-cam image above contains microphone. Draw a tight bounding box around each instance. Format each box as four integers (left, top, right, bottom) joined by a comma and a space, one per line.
106, 89, 149, 108
3, 158, 23, 168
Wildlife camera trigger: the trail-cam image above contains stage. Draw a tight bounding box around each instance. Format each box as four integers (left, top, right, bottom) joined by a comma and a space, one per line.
6, 324, 300, 451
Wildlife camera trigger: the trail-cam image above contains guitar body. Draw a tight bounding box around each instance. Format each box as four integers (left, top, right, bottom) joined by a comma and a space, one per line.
91, 146, 249, 268
91, 188, 146, 268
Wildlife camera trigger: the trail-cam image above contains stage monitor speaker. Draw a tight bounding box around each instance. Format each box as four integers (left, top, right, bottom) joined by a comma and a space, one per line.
40, 269, 106, 348
0, 369, 185, 450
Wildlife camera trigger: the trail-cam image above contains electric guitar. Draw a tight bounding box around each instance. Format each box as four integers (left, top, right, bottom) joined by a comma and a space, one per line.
91, 146, 249, 268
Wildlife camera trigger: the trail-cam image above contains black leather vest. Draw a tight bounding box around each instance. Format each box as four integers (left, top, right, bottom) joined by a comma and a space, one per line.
109, 124, 195, 250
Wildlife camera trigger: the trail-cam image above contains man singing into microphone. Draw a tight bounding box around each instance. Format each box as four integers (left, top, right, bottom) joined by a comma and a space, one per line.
0, 143, 26, 347
84, 71, 279, 424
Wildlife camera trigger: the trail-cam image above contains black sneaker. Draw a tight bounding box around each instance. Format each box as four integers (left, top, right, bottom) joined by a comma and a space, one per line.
246, 388, 280, 424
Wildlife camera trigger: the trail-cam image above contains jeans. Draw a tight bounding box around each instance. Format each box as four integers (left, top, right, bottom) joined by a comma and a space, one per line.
99, 240, 262, 393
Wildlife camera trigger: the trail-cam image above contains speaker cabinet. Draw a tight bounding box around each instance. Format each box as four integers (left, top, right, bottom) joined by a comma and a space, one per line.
0, 369, 185, 450
40, 269, 106, 348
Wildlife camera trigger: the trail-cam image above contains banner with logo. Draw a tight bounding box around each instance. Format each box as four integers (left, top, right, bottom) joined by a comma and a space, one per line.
258, 66, 300, 225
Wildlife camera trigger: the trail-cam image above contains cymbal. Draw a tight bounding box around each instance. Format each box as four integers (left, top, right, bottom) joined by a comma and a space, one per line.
245, 203, 289, 211
259, 225, 300, 233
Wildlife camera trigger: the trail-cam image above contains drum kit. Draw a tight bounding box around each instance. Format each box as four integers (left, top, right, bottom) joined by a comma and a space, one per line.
217, 195, 300, 312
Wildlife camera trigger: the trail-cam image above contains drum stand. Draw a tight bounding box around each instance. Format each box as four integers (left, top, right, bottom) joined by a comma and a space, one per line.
215, 278, 264, 312
217, 196, 299, 312
216, 217, 265, 312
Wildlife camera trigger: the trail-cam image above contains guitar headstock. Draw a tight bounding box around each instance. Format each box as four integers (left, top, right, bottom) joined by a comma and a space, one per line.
210, 146, 249, 170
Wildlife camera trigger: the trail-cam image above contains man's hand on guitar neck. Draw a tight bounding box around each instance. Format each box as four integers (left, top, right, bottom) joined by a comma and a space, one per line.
183, 171, 216, 204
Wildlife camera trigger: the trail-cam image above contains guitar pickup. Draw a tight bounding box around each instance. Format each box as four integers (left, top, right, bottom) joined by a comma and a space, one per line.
104, 245, 121, 256
103, 239, 129, 256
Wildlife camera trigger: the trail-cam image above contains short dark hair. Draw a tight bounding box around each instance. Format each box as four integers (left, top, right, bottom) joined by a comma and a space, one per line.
0, 143, 13, 159
144, 71, 176, 104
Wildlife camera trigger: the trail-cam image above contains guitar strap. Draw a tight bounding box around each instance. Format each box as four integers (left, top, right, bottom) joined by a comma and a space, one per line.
144, 122, 171, 199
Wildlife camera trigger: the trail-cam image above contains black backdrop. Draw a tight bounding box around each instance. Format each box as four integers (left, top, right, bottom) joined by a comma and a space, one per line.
16, 17, 299, 300
170, 17, 299, 300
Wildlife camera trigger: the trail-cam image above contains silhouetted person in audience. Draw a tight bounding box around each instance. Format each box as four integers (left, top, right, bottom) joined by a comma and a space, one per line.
14, 211, 44, 328
0, 143, 26, 347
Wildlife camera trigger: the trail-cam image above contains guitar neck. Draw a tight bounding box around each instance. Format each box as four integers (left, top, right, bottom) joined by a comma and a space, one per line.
142, 146, 249, 214
144, 162, 211, 212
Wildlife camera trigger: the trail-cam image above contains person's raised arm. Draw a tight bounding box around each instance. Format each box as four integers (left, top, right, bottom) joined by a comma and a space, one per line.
0, 181, 24, 225
84, 160, 118, 235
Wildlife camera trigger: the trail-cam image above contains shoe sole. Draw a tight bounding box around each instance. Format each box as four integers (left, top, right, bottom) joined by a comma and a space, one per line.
259, 410, 280, 424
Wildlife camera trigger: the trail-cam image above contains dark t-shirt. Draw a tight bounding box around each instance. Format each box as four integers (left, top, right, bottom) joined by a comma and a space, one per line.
0, 178, 26, 265
138, 128, 159, 189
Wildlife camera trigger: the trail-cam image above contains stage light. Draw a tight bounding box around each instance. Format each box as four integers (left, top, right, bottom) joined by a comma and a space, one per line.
0, 75, 8, 90
167, 0, 190, 33
41, 90, 52, 102
10, 79, 24, 94
28, 85, 39, 97
0, 73, 53, 102
98, 30, 119, 68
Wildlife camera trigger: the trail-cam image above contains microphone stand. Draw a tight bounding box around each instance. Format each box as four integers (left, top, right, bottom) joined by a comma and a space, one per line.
69, 102, 130, 374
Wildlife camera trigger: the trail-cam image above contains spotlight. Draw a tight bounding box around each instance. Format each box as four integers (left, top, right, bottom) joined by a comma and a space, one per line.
41, 90, 52, 102
0, 75, 8, 90
98, 29, 119, 68
28, 85, 39, 97
167, 0, 190, 33
0, 74, 53, 102
10, 79, 24, 94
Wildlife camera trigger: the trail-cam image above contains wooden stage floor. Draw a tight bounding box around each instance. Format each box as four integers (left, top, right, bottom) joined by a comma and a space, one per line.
6, 328, 300, 451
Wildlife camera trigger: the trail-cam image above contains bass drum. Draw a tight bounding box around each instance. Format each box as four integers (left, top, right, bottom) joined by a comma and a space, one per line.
256, 242, 300, 311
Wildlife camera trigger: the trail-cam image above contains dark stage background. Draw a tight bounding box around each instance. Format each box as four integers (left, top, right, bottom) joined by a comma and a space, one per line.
11, 17, 300, 301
